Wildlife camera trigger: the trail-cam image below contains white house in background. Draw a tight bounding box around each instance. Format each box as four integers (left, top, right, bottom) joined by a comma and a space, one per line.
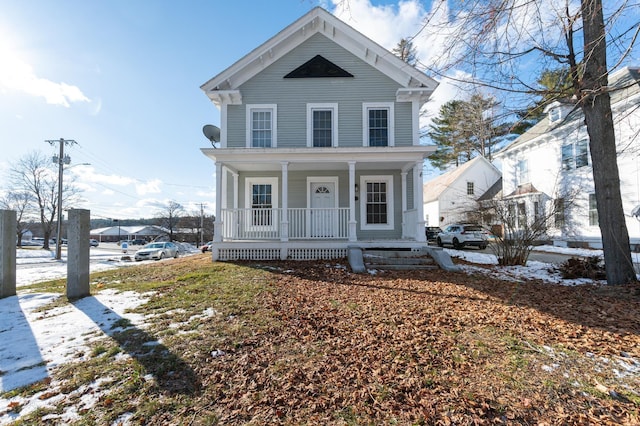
494, 66, 640, 248
200, 7, 438, 261
423, 156, 502, 228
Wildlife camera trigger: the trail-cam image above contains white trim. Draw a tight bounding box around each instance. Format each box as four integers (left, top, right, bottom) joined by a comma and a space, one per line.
245, 177, 279, 231
306, 103, 339, 147
246, 104, 277, 148
362, 102, 394, 147
200, 8, 438, 97
220, 103, 228, 148
359, 175, 394, 230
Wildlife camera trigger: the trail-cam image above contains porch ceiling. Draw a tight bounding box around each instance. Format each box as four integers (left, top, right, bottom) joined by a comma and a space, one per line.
201, 146, 435, 172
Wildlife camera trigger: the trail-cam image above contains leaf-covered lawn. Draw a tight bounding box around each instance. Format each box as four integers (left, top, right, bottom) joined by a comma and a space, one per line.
6, 255, 640, 425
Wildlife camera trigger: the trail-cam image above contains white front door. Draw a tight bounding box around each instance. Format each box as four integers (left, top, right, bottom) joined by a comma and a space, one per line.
310, 182, 336, 237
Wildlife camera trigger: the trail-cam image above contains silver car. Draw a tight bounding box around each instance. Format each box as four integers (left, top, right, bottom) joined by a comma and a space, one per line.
134, 242, 179, 261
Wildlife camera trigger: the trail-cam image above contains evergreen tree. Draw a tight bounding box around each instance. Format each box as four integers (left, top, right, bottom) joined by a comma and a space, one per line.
428, 94, 503, 169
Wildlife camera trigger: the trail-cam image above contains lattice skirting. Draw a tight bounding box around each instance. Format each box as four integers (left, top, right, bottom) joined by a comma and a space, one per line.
217, 247, 347, 261
218, 248, 281, 260
288, 248, 347, 260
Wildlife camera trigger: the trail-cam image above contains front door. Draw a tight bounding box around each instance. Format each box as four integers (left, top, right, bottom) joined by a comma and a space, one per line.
310, 182, 336, 237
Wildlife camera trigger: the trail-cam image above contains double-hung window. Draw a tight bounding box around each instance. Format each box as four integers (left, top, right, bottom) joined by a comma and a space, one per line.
307, 103, 338, 147
363, 103, 394, 147
554, 198, 565, 228
467, 181, 474, 196
245, 178, 278, 230
360, 175, 394, 230
561, 139, 589, 170
516, 159, 529, 185
246, 104, 277, 148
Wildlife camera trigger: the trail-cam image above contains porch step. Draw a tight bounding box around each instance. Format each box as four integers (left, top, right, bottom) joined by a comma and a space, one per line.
363, 249, 438, 270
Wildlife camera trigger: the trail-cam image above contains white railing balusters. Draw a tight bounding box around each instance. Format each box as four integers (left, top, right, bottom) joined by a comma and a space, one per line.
221, 208, 350, 240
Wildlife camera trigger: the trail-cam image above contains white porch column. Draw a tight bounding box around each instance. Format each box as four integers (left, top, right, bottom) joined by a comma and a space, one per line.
213, 162, 223, 244
280, 162, 289, 246
232, 172, 239, 209
401, 171, 408, 238
232, 171, 239, 239
414, 162, 426, 243
348, 161, 357, 242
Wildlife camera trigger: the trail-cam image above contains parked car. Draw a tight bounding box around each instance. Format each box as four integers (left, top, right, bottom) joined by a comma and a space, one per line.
437, 224, 488, 250
89, 239, 99, 247
134, 242, 179, 261
131, 239, 146, 245
425, 226, 443, 242
200, 241, 213, 253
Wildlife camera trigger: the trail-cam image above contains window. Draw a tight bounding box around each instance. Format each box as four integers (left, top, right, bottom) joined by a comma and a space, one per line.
533, 201, 541, 224
589, 193, 598, 226
516, 159, 529, 184
549, 107, 561, 123
467, 181, 474, 196
246, 104, 277, 148
561, 139, 589, 170
307, 103, 338, 147
554, 198, 565, 228
251, 184, 272, 226
517, 202, 526, 228
360, 175, 394, 230
245, 178, 279, 229
507, 204, 516, 228
363, 103, 394, 147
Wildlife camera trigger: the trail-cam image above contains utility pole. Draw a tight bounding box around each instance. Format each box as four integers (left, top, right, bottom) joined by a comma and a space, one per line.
46, 138, 77, 260
199, 203, 205, 247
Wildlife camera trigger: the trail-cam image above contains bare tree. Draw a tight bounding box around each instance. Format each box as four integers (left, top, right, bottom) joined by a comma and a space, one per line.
9, 151, 80, 250
155, 201, 185, 241
420, 0, 639, 284
479, 186, 581, 266
0, 191, 34, 247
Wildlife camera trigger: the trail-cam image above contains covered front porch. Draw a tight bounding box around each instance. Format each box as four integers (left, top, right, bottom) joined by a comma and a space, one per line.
202, 146, 431, 260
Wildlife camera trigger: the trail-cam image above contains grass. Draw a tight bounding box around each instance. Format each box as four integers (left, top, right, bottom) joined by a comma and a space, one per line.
3, 254, 640, 424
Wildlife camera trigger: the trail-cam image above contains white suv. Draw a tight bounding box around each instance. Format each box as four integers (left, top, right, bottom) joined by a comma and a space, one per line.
436, 224, 488, 250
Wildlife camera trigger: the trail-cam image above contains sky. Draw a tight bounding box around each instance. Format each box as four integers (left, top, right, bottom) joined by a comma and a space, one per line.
1, 0, 638, 222
0, 0, 473, 222
2, 243, 639, 423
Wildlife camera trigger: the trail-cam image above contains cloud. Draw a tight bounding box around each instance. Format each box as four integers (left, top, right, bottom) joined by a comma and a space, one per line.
135, 180, 162, 196
332, 0, 427, 51
67, 166, 161, 197
0, 33, 90, 107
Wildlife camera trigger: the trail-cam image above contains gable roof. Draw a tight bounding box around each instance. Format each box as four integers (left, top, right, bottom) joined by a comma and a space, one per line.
423, 156, 499, 202
496, 66, 640, 157
201, 7, 438, 107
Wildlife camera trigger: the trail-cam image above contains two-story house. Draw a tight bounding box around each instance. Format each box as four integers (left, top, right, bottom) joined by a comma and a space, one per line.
423, 156, 502, 228
494, 66, 640, 248
200, 7, 438, 261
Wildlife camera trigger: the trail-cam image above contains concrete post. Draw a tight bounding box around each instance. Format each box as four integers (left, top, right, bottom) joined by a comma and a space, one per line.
0, 210, 17, 298
67, 209, 90, 299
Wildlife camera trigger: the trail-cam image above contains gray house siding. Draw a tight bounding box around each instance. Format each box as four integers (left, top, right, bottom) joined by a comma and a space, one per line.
226, 33, 413, 148
236, 168, 404, 238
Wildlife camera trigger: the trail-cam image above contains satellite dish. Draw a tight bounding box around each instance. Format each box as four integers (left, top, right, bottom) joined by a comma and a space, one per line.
202, 124, 220, 147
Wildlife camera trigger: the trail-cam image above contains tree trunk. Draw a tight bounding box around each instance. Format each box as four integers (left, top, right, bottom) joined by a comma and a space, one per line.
580, 0, 636, 285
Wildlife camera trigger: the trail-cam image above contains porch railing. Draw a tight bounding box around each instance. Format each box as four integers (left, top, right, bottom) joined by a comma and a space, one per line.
221, 208, 350, 240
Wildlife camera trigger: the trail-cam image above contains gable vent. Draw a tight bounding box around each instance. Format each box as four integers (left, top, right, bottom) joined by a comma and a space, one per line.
284, 55, 353, 78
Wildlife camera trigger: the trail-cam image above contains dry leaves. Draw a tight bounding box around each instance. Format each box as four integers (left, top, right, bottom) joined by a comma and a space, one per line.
181, 261, 640, 424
